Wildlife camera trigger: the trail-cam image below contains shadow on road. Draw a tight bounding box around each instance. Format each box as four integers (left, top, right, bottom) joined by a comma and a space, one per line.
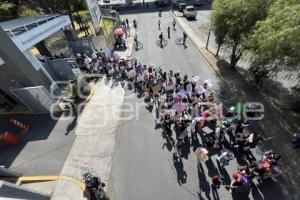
173, 154, 187, 185
197, 161, 211, 200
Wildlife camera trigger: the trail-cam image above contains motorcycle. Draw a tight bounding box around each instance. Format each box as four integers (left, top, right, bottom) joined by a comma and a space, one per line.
82, 170, 109, 200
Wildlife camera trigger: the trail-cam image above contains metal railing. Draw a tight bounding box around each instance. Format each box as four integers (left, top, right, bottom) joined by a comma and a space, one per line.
3, 14, 61, 37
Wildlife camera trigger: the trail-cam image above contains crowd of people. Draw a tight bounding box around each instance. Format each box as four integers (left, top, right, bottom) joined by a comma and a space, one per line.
72, 48, 282, 196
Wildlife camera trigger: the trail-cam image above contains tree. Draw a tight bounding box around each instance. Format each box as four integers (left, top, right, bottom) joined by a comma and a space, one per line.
211, 0, 272, 67
248, 0, 300, 66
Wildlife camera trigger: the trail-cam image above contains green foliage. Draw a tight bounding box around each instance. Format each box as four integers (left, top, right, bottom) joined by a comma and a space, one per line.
248, 0, 300, 65
211, 0, 272, 66
36, 0, 87, 12
18, 5, 38, 17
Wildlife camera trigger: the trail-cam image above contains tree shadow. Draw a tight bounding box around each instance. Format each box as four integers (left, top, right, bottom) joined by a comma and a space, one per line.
250, 184, 264, 200
256, 178, 287, 200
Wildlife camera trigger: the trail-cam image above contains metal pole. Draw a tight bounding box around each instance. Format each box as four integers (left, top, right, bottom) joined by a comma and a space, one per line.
206, 21, 212, 50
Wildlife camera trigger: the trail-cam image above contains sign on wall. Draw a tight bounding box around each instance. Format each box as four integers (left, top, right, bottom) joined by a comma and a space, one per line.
85, 0, 102, 31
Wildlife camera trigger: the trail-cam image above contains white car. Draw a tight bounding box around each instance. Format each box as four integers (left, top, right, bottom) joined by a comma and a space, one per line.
183, 6, 197, 20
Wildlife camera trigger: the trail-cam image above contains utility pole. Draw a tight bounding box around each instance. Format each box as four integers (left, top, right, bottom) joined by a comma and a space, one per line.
206, 21, 212, 50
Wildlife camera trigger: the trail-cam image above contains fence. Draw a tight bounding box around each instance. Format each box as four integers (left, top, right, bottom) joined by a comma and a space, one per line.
68, 11, 121, 54
44, 58, 80, 81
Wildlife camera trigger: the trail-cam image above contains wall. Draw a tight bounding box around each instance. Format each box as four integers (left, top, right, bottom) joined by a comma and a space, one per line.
0, 28, 51, 99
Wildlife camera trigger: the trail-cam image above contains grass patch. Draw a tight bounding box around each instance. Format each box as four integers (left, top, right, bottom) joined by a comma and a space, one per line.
101, 19, 115, 36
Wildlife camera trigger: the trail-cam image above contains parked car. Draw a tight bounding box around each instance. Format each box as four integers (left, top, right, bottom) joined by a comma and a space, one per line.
183, 6, 197, 19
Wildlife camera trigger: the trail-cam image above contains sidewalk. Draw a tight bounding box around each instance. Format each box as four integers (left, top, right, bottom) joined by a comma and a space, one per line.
51, 26, 136, 199
51, 79, 125, 200
173, 12, 300, 199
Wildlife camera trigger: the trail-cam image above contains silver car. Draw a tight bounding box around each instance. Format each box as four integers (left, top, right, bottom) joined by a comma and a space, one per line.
183, 6, 197, 20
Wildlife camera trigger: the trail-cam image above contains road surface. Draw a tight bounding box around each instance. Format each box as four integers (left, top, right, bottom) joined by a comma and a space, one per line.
109, 11, 293, 200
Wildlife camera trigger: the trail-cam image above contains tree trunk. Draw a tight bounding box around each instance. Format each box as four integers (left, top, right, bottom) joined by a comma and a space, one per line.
9, 0, 20, 18
230, 44, 239, 68
216, 44, 221, 57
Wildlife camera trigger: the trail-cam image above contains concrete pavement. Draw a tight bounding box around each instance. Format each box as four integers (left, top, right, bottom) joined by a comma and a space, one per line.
0, 114, 76, 176
51, 78, 125, 200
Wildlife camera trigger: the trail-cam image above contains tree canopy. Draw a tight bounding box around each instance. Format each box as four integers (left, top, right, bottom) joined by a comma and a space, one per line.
0, 0, 86, 20
248, 0, 300, 65
211, 0, 272, 66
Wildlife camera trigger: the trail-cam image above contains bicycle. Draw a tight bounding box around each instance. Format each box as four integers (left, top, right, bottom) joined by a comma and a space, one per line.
156, 39, 168, 47
133, 40, 143, 51
175, 37, 183, 45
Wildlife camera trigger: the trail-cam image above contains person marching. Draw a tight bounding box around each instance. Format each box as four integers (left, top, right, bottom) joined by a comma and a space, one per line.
173, 19, 176, 30
158, 19, 161, 30
182, 31, 187, 46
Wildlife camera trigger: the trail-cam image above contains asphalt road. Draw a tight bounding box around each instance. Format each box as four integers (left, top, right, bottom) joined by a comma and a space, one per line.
110, 12, 293, 200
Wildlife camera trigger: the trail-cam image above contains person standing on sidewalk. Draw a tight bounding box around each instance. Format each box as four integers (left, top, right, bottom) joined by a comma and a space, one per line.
173, 19, 176, 30
167, 26, 171, 39
158, 19, 161, 30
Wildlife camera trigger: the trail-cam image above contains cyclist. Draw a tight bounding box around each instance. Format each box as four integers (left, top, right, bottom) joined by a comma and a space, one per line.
159, 32, 164, 46
158, 19, 161, 30
134, 35, 138, 49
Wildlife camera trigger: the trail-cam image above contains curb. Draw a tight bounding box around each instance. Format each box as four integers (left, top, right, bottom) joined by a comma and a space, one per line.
84, 84, 96, 103
1, 175, 85, 190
